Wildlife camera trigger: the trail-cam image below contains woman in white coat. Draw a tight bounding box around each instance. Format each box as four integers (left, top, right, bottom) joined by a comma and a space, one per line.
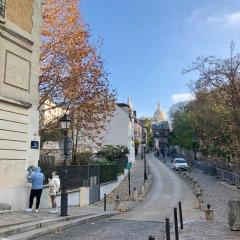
48, 171, 60, 213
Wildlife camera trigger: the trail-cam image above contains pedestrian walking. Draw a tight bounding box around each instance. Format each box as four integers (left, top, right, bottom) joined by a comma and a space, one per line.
48, 171, 60, 213
25, 166, 45, 213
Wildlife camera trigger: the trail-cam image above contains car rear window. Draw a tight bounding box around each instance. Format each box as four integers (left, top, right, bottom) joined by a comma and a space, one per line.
175, 159, 186, 163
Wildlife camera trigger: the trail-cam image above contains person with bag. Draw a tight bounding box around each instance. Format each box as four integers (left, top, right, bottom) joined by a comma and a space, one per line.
25, 166, 45, 213
48, 171, 60, 213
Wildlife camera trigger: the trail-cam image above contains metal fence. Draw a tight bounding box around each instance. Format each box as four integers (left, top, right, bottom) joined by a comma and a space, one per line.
39, 162, 123, 190
116, 157, 128, 174
191, 159, 240, 187
99, 164, 118, 184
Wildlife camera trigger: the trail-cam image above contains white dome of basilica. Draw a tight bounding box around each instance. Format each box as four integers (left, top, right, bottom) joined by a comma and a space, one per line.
153, 101, 166, 123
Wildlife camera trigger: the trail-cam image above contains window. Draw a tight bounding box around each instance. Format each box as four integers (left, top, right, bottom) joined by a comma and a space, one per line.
0, 0, 6, 18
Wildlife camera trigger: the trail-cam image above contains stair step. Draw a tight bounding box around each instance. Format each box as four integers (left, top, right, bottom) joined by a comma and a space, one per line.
0, 214, 92, 238
6, 213, 116, 240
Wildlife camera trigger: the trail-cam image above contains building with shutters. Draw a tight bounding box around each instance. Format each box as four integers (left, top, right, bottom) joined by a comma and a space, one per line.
0, 0, 42, 211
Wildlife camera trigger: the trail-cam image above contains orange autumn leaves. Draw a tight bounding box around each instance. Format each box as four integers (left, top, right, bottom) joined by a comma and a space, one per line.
40, 0, 116, 146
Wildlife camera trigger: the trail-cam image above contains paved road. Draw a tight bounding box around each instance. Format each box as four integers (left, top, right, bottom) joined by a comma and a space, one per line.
116, 153, 200, 222
36, 153, 199, 240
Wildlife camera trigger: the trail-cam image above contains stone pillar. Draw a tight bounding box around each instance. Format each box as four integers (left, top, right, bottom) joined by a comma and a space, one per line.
140, 185, 145, 195
133, 188, 138, 201
229, 200, 240, 230
205, 204, 214, 221
194, 196, 201, 209
114, 196, 121, 211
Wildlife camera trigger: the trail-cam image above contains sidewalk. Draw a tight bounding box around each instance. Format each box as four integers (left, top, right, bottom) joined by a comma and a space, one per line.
0, 206, 112, 229
162, 154, 240, 240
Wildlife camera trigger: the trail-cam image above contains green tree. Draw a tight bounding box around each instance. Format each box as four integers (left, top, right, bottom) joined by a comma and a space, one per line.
169, 102, 197, 152
144, 119, 154, 148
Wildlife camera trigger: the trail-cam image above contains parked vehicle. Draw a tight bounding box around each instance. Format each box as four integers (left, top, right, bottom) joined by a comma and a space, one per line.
172, 158, 188, 171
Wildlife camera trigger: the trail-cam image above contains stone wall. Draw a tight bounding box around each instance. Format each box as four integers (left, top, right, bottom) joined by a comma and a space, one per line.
6, 0, 33, 33
0, 0, 42, 211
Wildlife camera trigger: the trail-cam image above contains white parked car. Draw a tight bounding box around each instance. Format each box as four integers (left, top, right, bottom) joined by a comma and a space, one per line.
172, 158, 189, 171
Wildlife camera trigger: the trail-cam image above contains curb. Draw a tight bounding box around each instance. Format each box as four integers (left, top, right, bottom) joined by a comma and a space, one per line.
3, 213, 118, 240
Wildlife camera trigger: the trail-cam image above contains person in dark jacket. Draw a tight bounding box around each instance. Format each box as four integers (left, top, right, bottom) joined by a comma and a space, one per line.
25, 167, 45, 213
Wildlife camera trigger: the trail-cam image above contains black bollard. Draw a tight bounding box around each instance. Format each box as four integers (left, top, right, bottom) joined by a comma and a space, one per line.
104, 193, 106, 212
174, 208, 179, 240
165, 218, 170, 240
178, 201, 183, 230
128, 169, 131, 196
149, 236, 155, 240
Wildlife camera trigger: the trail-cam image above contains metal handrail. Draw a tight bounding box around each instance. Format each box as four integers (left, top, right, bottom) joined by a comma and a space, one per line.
192, 159, 240, 186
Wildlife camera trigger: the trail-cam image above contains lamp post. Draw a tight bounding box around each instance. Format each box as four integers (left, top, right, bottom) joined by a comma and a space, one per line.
60, 114, 71, 216
190, 133, 198, 173
143, 143, 147, 182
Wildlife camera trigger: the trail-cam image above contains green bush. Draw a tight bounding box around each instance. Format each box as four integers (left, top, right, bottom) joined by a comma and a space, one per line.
96, 145, 129, 161
71, 150, 93, 165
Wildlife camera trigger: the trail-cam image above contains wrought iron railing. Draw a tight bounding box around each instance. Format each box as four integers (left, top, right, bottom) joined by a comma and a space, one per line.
0, 0, 6, 18
39, 163, 119, 189
192, 159, 240, 187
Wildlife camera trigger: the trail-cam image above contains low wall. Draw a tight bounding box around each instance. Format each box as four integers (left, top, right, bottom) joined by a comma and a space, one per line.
41, 169, 127, 209
1, 168, 128, 212
48, 187, 89, 208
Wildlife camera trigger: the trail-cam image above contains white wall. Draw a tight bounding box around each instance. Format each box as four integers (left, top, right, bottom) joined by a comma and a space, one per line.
102, 105, 135, 162
103, 105, 129, 146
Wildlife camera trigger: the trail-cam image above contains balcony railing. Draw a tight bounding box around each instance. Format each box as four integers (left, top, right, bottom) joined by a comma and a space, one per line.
0, 0, 6, 18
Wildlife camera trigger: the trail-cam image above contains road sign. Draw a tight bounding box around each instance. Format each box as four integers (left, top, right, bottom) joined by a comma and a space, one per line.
127, 162, 132, 169
31, 141, 39, 149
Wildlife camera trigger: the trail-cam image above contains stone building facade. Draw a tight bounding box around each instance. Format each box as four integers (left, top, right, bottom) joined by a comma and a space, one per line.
0, 0, 42, 211
152, 101, 170, 153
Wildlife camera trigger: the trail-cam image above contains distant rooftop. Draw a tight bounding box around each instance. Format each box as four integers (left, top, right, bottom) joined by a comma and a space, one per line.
117, 103, 129, 108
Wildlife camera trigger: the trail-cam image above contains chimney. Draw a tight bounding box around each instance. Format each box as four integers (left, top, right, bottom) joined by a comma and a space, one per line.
133, 111, 137, 118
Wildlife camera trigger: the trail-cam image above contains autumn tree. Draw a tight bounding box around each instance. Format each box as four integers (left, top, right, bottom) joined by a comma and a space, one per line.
169, 43, 240, 168
185, 43, 240, 166
40, 0, 116, 148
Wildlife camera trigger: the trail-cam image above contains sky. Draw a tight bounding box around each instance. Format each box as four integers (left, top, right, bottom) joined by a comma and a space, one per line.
80, 0, 240, 118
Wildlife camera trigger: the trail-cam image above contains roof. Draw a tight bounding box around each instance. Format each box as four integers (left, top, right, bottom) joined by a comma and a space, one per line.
117, 103, 130, 108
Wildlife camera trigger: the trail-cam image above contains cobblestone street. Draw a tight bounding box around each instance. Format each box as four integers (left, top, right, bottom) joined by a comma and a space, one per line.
35, 218, 165, 240
188, 167, 240, 223
179, 221, 240, 240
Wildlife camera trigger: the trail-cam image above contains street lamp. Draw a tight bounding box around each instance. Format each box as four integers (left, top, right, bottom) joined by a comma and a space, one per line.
143, 142, 147, 182
60, 114, 71, 216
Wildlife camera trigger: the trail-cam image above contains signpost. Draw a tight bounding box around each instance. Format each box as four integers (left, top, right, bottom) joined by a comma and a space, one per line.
127, 162, 132, 196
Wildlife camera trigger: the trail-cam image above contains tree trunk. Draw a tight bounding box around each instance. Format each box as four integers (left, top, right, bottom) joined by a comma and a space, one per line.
229, 200, 240, 230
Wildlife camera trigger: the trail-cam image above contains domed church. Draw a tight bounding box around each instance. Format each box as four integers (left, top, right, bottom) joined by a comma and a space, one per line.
152, 101, 170, 152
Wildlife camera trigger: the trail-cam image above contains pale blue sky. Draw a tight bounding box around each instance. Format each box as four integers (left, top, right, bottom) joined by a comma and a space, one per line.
80, 0, 240, 118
